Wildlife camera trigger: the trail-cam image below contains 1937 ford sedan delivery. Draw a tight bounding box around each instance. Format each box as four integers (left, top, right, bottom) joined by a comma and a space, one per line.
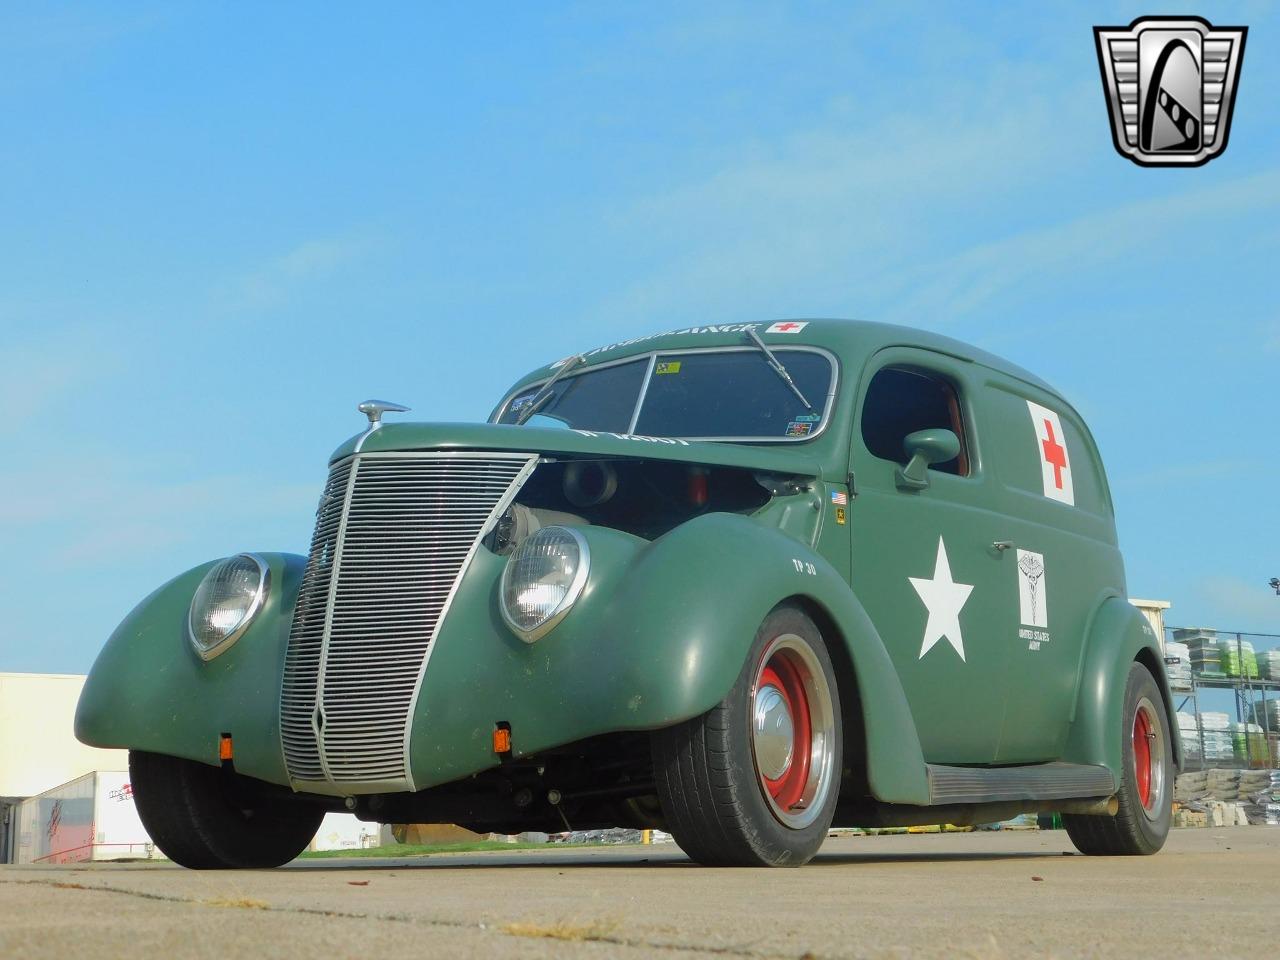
76, 320, 1179, 867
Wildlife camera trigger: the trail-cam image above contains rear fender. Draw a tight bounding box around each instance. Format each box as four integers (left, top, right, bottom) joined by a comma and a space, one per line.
1064, 596, 1183, 777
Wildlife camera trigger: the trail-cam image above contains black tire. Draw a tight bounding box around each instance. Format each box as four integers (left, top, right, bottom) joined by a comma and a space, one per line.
1063, 662, 1172, 855
651, 604, 842, 867
130, 750, 325, 868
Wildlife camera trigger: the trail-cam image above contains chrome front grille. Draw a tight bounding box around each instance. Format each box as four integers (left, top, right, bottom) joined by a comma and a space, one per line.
280, 451, 537, 790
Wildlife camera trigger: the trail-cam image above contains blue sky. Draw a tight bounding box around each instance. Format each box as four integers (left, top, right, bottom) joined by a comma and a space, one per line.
2, 2, 1277, 675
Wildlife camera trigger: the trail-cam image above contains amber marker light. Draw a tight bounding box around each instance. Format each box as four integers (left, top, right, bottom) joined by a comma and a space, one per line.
219, 734, 234, 761
493, 726, 512, 754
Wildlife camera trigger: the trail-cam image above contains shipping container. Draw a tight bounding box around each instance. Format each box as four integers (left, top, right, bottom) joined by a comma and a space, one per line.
13, 771, 161, 864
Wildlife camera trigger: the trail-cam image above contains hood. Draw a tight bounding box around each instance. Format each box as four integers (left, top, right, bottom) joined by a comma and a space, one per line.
331, 422, 821, 478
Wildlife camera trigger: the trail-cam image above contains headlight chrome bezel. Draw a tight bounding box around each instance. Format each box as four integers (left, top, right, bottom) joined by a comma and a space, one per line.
499, 526, 590, 643
187, 553, 271, 661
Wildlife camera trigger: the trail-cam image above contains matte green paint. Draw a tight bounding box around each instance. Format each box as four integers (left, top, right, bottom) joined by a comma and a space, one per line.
408, 512, 929, 804
76, 319, 1160, 810
336, 422, 823, 477
74, 553, 305, 785
1063, 597, 1184, 772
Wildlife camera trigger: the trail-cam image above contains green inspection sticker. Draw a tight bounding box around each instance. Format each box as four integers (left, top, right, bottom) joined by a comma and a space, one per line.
655, 361, 681, 375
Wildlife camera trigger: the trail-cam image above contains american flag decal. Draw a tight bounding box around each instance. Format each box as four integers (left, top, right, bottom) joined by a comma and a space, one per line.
830, 490, 848, 506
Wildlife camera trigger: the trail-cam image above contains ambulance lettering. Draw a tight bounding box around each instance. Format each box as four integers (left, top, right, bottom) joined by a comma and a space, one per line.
1026, 400, 1074, 506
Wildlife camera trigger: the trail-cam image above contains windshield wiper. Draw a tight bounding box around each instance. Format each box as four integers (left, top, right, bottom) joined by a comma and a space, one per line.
746, 327, 812, 410
514, 354, 587, 425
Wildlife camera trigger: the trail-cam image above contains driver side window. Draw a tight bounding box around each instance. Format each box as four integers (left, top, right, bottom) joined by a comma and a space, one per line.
861, 367, 970, 476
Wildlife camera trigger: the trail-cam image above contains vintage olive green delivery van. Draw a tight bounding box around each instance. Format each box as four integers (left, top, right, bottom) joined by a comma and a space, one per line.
76, 320, 1178, 867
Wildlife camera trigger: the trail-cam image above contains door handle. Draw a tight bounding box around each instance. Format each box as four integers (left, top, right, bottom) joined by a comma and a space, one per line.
992, 540, 1015, 553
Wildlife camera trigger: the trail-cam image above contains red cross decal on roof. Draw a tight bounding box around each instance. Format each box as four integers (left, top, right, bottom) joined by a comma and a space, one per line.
1041, 419, 1067, 490
773, 322, 802, 332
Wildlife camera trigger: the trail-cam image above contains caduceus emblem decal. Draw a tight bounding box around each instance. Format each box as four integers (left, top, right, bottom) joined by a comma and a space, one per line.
1018, 553, 1045, 625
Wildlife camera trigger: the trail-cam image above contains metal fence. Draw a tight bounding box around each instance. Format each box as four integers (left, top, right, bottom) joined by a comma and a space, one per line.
1164, 627, 1280, 770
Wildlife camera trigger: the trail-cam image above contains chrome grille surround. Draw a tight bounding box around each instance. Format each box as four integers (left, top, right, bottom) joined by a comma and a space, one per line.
280, 451, 538, 793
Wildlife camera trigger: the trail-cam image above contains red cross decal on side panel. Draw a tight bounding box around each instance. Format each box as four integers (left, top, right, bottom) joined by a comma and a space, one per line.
1041, 419, 1068, 490
1026, 400, 1074, 505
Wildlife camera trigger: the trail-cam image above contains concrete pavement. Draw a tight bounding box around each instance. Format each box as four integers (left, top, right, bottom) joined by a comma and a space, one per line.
3, 827, 1278, 959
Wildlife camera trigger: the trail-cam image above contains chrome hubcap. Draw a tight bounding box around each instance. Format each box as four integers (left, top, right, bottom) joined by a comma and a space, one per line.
749, 634, 837, 831
753, 684, 795, 781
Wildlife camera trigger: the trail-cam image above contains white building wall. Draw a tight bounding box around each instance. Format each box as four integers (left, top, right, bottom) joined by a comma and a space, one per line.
0, 673, 129, 797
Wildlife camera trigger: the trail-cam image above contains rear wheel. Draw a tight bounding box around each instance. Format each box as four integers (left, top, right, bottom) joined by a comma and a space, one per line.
130, 750, 324, 868
651, 604, 842, 866
1063, 662, 1172, 855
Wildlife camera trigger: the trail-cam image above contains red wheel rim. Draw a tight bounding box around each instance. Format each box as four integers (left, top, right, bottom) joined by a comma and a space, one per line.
1133, 708, 1152, 808
759, 657, 812, 810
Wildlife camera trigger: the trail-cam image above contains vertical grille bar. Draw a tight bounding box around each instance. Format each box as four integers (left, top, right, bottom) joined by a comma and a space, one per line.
280, 452, 536, 790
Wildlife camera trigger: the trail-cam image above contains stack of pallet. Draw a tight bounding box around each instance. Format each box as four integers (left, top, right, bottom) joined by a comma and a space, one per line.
1220, 639, 1259, 679
1240, 770, 1280, 826
1173, 629, 1225, 678
1176, 712, 1201, 761
1251, 699, 1280, 734
1258, 649, 1280, 681
1199, 712, 1234, 762
1230, 722, 1268, 764
1164, 641, 1192, 690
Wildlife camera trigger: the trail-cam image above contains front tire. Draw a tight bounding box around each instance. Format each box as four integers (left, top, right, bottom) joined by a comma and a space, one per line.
1063, 662, 1172, 855
130, 750, 325, 868
651, 604, 842, 866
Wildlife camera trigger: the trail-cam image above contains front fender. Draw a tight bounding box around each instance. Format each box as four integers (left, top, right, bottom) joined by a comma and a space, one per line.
1063, 597, 1183, 777
74, 552, 307, 786
410, 513, 930, 803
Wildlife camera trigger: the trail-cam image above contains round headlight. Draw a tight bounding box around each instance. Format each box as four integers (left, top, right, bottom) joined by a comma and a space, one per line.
499, 526, 589, 642
188, 553, 270, 660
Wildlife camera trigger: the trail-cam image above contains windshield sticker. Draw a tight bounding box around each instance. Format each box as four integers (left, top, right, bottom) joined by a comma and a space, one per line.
655, 361, 681, 375
509, 395, 534, 412
785, 421, 813, 437
793, 413, 820, 422
766, 321, 808, 334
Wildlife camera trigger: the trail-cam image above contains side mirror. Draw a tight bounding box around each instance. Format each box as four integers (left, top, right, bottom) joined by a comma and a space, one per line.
895, 428, 960, 491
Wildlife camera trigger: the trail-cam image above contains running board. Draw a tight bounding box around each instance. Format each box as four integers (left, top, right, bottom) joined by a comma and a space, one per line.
926, 762, 1115, 805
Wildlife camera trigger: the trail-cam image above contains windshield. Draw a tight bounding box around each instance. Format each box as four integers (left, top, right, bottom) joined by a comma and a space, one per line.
496, 348, 835, 441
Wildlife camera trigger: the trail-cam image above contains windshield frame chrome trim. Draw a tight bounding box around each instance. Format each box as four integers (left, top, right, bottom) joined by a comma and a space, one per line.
492, 345, 840, 445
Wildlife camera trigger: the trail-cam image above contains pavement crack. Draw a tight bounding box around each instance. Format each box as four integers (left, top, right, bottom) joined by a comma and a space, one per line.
0, 878, 816, 958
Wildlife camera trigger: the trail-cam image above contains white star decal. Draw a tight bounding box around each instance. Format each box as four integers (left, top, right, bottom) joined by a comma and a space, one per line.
908, 537, 975, 662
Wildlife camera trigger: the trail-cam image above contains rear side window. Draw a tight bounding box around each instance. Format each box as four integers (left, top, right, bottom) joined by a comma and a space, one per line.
861, 367, 970, 476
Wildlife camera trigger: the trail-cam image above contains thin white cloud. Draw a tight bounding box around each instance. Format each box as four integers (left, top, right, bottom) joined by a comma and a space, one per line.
226, 233, 378, 310
0, 327, 122, 436
1195, 576, 1280, 632
584, 62, 1100, 327
877, 168, 1280, 328
0, 454, 316, 565
1113, 459, 1255, 489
